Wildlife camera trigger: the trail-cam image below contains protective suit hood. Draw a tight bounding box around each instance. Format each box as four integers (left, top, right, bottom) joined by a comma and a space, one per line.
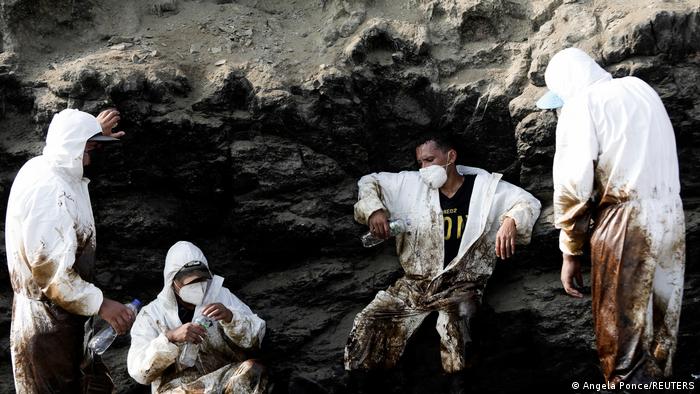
160, 241, 210, 307
128, 241, 267, 389
42, 109, 102, 179
544, 47, 612, 106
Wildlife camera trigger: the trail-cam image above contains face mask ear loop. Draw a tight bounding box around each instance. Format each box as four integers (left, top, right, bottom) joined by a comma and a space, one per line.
443, 151, 455, 169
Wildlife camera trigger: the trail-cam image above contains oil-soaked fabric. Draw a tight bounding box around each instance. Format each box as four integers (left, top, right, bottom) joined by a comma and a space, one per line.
344, 276, 481, 373
348, 165, 540, 374
546, 49, 685, 383
6, 109, 107, 393
11, 296, 88, 393
590, 197, 685, 383
156, 360, 268, 394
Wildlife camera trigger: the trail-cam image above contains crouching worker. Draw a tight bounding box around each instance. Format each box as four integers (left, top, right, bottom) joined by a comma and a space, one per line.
127, 241, 268, 393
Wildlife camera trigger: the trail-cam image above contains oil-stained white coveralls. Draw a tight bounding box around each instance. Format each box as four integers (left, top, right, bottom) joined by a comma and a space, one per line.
548, 48, 685, 383
345, 165, 541, 373
127, 241, 268, 393
6, 109, 108, 392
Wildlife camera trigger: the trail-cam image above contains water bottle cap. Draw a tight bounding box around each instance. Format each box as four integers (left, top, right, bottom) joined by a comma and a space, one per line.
131, 299, 142, 308
195, 315, 214, 328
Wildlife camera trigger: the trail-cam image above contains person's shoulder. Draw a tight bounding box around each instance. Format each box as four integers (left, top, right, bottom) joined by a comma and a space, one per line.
14, 156, 48, 180
13, 160, 65, 198
457, 165, 490, 177
360, 170, 421, 184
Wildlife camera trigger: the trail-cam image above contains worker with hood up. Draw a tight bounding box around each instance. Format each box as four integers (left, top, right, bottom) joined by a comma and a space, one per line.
538, 47, 685, 383
5, 108, 134, 392
127, 241, 268, 393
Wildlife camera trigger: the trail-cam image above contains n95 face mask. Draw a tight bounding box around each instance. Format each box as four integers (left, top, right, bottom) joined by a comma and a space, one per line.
419, 164, 448, 189
177, 281, 207, 305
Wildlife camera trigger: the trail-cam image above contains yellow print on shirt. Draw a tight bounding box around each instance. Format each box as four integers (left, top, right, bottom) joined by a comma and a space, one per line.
444, 214, 468, 240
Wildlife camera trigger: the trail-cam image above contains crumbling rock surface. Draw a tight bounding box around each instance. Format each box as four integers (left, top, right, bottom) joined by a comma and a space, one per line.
0, 0, 698, 393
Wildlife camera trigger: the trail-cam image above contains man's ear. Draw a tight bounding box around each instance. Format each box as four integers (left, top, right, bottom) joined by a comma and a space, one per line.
448, 149, 457, 164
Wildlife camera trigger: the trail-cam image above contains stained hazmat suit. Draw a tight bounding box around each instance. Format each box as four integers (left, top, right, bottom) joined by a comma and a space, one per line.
543, 48, 685, 383
345, 165, 541, 373
127, 241, 268, 393
5, 109, 113, 392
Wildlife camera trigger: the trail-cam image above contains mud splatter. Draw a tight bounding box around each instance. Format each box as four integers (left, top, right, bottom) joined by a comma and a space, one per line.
553, 188, 593, 254
30, 254, 58, 290
589, 201, 679, 383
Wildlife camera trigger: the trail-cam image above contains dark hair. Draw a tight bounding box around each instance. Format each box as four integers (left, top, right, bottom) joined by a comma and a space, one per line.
414, 132, 460, 153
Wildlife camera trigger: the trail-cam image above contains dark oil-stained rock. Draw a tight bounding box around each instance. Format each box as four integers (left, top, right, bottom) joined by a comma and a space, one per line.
0, 0, 699, 393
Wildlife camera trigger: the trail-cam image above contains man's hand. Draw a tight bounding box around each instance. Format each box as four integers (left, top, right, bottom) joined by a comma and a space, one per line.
202, 303, 233, 323
561, 253, 584, 298
368, 210, 390, 239
96, 109, 125, 139
495, 217, 517, 260
165, 323, 208, 344
98, 298, 136, 335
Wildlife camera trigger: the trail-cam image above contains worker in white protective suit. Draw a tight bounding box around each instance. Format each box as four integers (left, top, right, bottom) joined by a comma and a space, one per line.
6, 108, 135, 393
127, 241, 268, 393
537, 47, 685, 384
344, 134, 541, 390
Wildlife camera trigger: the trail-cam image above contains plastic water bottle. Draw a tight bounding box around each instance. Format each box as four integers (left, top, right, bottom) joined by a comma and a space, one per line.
360, 218, 410, 247
178, 315, 215, 368
88, 299, 142, 355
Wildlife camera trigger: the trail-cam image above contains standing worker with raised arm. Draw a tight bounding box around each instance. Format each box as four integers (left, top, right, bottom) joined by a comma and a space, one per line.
6, 108, 136, 392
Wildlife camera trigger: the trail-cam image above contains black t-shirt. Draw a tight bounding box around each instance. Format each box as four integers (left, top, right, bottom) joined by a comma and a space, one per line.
178, 303, 194, 324
440, 175, 476, 267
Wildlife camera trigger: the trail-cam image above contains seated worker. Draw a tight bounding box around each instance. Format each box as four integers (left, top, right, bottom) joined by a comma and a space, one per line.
127, 241, 268, 393
344, 133, 541, 390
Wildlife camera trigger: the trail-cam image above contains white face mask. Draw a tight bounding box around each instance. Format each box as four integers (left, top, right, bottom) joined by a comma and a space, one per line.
177, 281, 208, 305
419, 164, 448, 189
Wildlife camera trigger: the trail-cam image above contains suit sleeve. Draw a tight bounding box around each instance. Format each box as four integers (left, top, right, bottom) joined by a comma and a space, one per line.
127, 307, 179, 385
353, 172, 405, 224
552, 100, 599, 255
497, 180, 542, 244
22, 187, 103, 315
219, 289, 266, 350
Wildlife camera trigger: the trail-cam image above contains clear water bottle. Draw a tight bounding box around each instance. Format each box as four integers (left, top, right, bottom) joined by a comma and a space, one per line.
88, 299, 142, 355
178, 315, 215, 369
360, 218, 410, 247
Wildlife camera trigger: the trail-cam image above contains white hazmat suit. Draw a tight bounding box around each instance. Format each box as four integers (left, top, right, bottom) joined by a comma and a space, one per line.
547, 47, 685, 383
127, 241, 268, 393
345, 165, 541, 372
5, 109, 109, 393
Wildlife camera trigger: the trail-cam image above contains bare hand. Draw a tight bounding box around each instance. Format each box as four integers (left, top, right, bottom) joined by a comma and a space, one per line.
96, 109, 125, 139
561, 253, 584, 298
98, 298, 136, 335
202, 303, 233, 323
166, 323, 208, 344
495, 217, 517, 260
368, 210, 390, 239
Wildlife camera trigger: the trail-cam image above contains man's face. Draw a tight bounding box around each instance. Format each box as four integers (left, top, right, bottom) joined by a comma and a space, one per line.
83, 141, 102, 167
415, 141, 454, 169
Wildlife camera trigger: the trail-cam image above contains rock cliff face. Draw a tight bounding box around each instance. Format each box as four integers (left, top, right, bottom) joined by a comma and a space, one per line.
0, 0, 698, 392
